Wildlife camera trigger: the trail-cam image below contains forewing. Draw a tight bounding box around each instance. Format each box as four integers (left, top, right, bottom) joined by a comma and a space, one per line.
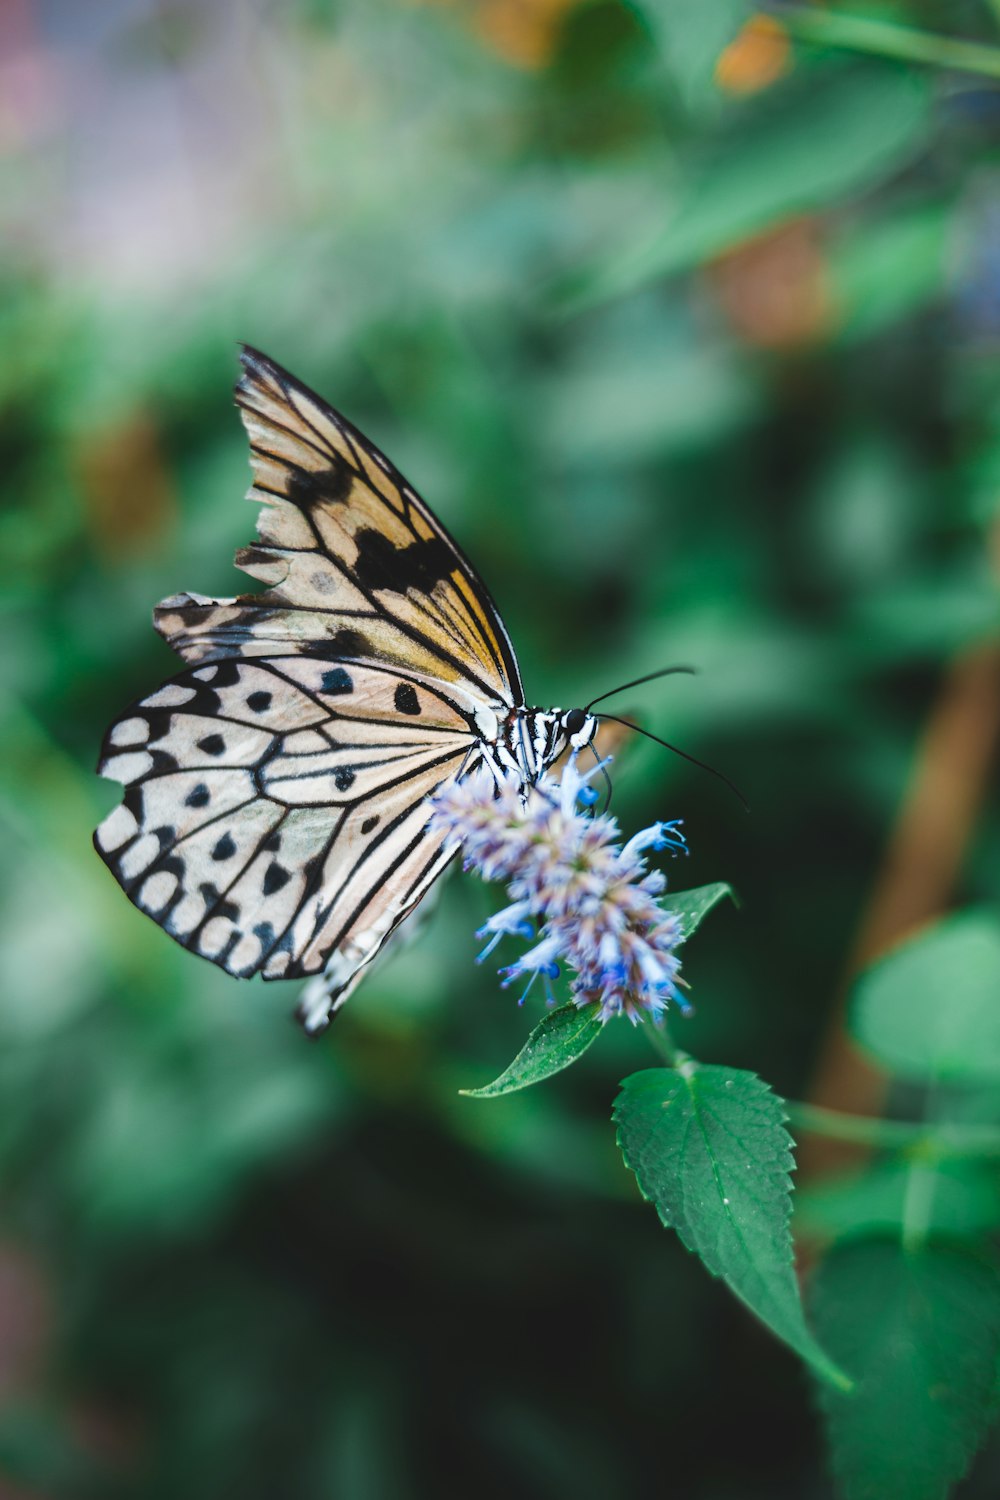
154, 347, 522, 711
95, 657, 474, 987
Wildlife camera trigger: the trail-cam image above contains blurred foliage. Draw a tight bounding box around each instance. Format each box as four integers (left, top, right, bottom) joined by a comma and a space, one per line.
812, 1241, 1000, 1500
852, 910, 1000, 1081
2, 0, 1000, 1495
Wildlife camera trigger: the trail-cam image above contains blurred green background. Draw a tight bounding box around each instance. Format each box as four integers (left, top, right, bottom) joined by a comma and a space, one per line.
2, 0, 1000, 1495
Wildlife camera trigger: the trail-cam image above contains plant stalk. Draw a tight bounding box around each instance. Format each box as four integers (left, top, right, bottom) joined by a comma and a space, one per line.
788, 1102, 1000, 1157
645, 1019, 680, 1066
771, 4, 1000, 81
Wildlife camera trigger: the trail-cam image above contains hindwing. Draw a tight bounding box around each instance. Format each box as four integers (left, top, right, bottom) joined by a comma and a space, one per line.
95, 656, 477, 1013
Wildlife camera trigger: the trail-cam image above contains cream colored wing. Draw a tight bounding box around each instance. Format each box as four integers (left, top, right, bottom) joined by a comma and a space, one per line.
95, 656, 477, 1004
154, 347, 522, 714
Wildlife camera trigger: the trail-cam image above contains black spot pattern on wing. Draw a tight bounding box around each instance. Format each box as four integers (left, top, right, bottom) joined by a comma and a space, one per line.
143, 710, 173, 745
321, 668, 353, 695
353, 529, 454, 596
212, 833, 237, 861
309, 629, 373, 662
336, 628, 370, 656
148, 749, 180, 774
100, 343, 532, 1016
394, 683, 420, 716
237, 546, 277, 570
263, 863, 290, 895
253, 920, 276, 950
153, 347, 525, 716
200, 883, 239, 923
212, 660, 243, 689
287, 457, 352, 508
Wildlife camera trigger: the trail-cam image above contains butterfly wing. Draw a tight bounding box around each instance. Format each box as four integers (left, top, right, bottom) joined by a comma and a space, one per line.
95, 656, 478, 1026
154, 346, 523, 716
95, 351, 530, 1032
96, 350, 529, 1030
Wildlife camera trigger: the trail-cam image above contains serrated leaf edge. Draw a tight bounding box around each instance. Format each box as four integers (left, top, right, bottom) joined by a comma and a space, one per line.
614, 1065, 852, 1392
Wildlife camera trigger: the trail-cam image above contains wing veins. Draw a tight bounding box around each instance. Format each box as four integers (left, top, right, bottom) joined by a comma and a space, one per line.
261, 368, 400, 513
240, 407, 336, 466
238, 500, 505, 701
120, 792, 263, 896
262, 745, 470, 972
267, 744, 463, 785
189, 806, 294, 944
335, 745, 475, 812
237, 349, 524, 703
260, 658, 478, 729
322, 824, 438, 962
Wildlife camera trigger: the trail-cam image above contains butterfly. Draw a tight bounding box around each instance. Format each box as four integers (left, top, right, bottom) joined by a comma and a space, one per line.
94, 348, 599, 1034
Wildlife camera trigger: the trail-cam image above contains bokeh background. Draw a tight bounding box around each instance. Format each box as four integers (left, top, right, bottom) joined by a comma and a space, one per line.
2, 0, 1000, 1495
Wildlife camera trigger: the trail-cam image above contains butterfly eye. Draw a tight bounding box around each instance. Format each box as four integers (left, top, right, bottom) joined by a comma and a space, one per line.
564, 708, 587, 736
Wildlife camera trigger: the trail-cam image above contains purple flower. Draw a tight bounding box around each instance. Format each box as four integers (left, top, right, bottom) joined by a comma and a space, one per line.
429, 760, 689, 1023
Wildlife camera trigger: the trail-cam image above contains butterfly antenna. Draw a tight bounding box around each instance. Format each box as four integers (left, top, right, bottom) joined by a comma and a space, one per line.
596, 714, 749, 812
588, 741, 614, 814
585, 665, 697, 712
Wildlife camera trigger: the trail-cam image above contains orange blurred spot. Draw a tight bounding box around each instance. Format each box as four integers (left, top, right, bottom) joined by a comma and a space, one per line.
477, 0, 581, 66
715, 14, 791, 96
709, 219, 833, 350
415, 0, 581, 68
76, 412, 177, 560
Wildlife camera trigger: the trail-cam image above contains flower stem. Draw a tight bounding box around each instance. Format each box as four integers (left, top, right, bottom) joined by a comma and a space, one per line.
787, 1101, 1000, 1157
901, 1157, 938, 1251
645, 1019, 679, 1066
770, 4, 1000, 81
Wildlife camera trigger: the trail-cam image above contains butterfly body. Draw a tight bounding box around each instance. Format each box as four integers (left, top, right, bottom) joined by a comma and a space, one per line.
95, 349, 596, 1033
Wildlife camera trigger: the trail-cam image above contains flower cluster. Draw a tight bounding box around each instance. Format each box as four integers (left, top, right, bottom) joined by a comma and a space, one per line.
429, 760, 689, 1023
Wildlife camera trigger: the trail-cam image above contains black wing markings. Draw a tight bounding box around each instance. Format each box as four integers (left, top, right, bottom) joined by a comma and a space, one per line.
237, 346, 524, 702
258, 743, 474, 978
281, 744, 480, 980
96, 653, 479, 981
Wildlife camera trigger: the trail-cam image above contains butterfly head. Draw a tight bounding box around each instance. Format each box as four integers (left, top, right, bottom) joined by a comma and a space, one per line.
560, 706, 598, 752
504, 706, 598, 784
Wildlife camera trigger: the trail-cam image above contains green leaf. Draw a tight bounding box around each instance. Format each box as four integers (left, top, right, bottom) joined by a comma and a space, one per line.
568, 62, 932, 308
614, 1064, 850, 1388
830, 204, 948, 342
640, 0, 750, 110
461, 887, 730, 1099
811, 1241, 1000, 1500
460, 1002, 604, 1098
666, 882, 736, 942
851, 911, 1000, 1082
